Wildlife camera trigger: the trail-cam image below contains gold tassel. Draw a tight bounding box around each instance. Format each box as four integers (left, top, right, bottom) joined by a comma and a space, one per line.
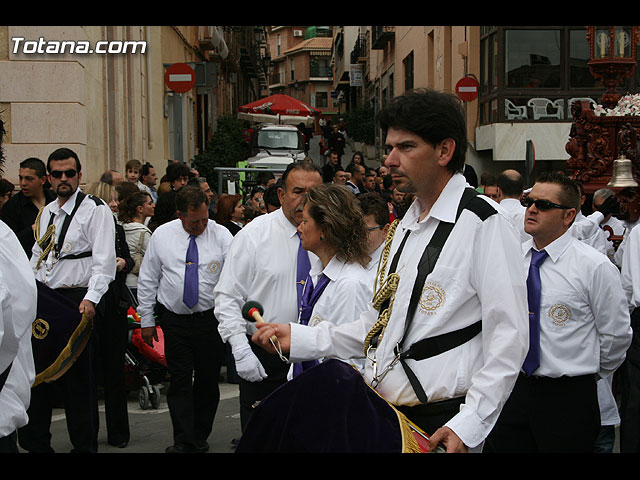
33, 206, 55, 270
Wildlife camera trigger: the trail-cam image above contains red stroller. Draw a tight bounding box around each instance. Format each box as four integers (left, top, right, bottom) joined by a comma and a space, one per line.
125, 306, 170, 410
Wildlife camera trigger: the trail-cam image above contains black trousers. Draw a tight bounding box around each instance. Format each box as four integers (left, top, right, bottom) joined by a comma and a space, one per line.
94, 287, 130, 446
238, 337, 289, 432
619, 306, 640, 452
159, 306, 225, 447
0, 431, 19, 453
484, 372, 600, 453
18, 288, 99, 453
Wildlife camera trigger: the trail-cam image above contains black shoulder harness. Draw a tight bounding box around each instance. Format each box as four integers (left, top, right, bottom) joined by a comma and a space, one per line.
388, 187, 497, 404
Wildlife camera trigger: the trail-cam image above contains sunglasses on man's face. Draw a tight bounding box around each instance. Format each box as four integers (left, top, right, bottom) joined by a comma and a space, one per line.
521, 196, 573, 211
50, 169, 78, 179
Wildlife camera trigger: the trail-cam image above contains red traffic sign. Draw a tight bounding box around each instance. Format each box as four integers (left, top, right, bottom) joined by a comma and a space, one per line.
455, 76, 479, 102
165, 63, 196, 93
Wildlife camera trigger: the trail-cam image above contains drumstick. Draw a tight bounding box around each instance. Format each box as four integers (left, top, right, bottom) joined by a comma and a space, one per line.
241, 301, 278, 343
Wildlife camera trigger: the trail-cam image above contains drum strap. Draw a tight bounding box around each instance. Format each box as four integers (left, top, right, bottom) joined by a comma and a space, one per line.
47, 191, 94, 261
395, 188, 496, 405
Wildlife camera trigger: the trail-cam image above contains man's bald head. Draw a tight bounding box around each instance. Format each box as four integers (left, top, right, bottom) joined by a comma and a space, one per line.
497, 169, 524, 201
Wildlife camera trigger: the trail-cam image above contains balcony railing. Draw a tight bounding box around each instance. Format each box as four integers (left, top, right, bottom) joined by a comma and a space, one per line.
310, 65, 332, 79
371, 26, 395, 50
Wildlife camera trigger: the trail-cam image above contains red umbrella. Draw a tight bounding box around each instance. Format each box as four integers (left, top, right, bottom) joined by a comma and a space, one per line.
239, 94, 320, 117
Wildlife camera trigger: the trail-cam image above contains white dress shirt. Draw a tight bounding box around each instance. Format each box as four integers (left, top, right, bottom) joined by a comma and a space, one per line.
0, 221, 37, 436
30, 188, 116, 305
621, 222, 640, 312
570, 211, 609, 256
523, 231, 631, 379
214, 208, 318, 343
499, 197, 531, 243
614, 219, 639, 267
296, 255, 373, 374
289, 173, 529, 449
137, 218, 233, 328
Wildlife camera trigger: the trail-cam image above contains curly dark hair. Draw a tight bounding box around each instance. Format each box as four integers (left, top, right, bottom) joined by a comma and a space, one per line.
376, 88, 467, 174
304, 183, 370, 268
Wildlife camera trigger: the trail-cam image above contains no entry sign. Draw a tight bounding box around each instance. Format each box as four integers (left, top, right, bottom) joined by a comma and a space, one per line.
165, 63, 196, 93
455, 76, 479, 102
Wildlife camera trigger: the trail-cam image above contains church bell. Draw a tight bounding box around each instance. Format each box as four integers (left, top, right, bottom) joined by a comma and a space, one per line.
608, 153, 639, 188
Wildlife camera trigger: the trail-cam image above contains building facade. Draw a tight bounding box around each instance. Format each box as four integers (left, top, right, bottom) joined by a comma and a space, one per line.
265, 26, 335, 117
0, 25, 266, 186
333, 25, 640, 178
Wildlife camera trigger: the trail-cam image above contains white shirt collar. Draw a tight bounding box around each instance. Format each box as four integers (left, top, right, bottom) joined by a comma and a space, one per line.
57, 187, 82, 215
275, 207, 299, 239
402, 173, 467, 228
523, 229, 573, 263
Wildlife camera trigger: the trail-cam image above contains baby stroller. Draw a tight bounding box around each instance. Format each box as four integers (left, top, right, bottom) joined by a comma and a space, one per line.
125, 299, 170, 410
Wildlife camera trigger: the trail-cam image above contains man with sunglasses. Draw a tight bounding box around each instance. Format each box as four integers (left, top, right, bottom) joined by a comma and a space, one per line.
19, 147, 116, 453
485, 171, 631, 453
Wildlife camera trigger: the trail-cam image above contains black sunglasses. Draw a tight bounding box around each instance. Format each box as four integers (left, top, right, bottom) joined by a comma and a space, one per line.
521, 197, 573, 211
50, 169, 77, 179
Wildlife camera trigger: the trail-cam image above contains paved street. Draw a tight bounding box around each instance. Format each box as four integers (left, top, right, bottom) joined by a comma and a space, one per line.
20, 369, 241, 454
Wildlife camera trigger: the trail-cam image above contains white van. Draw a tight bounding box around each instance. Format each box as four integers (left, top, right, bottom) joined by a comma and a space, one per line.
246, 124, 306, 168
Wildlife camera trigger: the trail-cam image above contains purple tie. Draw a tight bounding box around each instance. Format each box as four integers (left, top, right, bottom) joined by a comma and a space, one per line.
293, 273, 331, 378
183, 234, 199, 308
296, 233, 312, 308
522, 249, 548, 375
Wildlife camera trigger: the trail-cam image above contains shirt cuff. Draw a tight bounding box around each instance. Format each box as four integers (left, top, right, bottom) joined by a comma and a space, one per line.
289, 322, 318, 362
140, 313, 156, 329
83, 289, 103, 306
444, 404, 489, 450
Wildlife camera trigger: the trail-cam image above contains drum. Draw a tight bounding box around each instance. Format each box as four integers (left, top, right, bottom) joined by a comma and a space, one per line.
31, 281, 93, 387
235, 358, 430, 453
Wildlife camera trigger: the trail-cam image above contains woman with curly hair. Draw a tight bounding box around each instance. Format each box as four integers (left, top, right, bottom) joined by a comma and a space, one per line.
293, 183, 372, 377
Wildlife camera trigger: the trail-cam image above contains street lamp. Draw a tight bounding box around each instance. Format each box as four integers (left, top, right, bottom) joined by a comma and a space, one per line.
587, 26, 640, 109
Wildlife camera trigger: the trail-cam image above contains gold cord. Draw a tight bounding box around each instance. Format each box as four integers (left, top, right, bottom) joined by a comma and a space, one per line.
363, 219, 401, 355
34, 206, 55, 270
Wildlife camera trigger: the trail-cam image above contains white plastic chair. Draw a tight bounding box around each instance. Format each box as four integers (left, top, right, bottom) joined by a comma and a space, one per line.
505, 99, 527, 120
527, 98, 563, 120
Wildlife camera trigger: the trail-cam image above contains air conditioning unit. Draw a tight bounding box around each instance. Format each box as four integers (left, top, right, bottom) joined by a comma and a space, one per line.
293, 30, 303, 37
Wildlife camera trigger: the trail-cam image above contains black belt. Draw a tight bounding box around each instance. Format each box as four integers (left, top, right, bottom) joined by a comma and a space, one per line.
518, 372, 597, 382
158, 303, 213, 319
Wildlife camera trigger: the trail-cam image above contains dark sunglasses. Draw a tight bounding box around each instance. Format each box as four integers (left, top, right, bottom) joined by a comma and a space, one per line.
521, 197, 573, 211
50, 169, 77, 179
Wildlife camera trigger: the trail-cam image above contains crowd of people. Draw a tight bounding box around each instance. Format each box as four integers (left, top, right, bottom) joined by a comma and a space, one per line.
0, 88, 639, 454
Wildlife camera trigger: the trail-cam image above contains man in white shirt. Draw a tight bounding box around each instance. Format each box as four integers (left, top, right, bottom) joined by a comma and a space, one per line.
569, 180, 609, 255
496, 169, 530, 243
591, 188, 627, 260
20, 148, 116, 453
139, 163, 158, 203
619, 205, 640, 452
0, 219, 36, 453
252, 89, 529, 453
485, 171, 632, 453
137, 186, 232, 453
0, 122, 38, 452
214, 162, 322, 431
